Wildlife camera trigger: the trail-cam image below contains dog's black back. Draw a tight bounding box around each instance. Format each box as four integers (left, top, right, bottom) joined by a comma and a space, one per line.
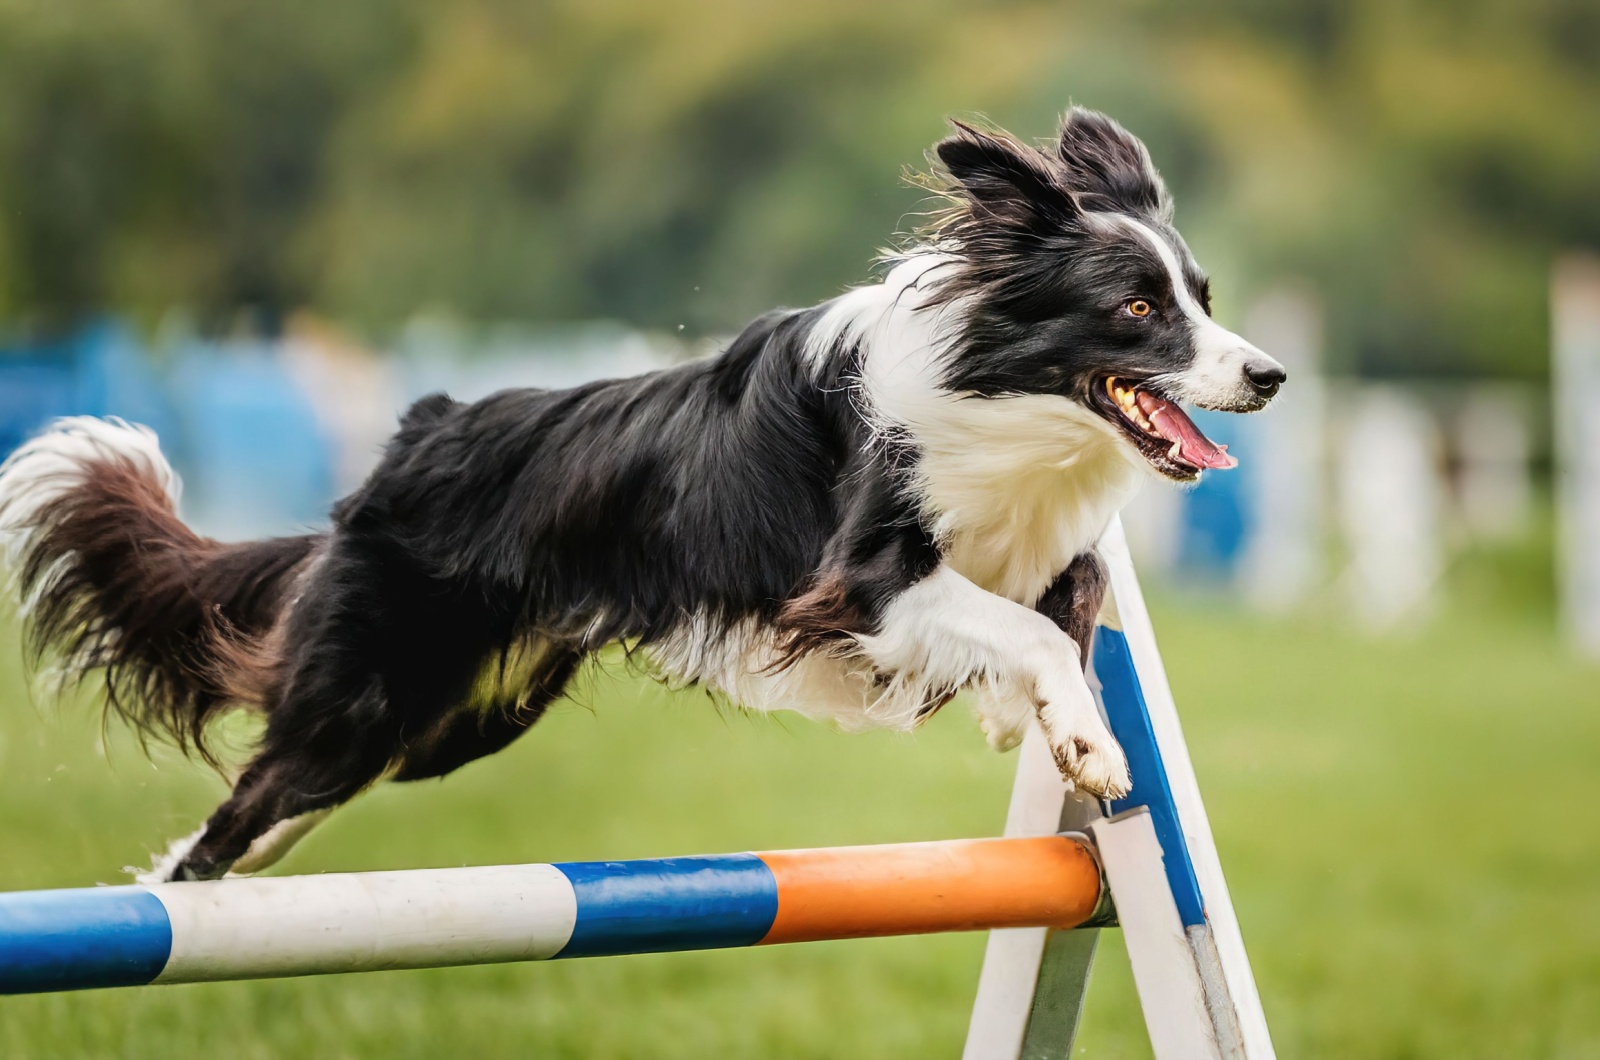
0, 106, 1286, 882
337, 306, 932, 650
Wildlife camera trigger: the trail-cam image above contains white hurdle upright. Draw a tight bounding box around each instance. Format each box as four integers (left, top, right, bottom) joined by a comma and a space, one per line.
965, 516, 1274, 1060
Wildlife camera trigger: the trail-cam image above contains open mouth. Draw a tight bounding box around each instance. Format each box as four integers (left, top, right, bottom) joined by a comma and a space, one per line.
1092, 376, 1237, 481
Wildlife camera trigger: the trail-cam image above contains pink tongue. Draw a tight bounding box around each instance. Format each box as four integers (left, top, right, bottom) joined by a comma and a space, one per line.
1135, 391, 1238, 470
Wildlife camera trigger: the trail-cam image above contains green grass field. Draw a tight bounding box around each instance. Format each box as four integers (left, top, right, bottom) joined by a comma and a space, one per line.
1, 594, 1597, 1058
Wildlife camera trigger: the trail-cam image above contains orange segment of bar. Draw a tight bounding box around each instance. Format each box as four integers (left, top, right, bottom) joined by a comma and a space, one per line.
757, 836, 1100, 945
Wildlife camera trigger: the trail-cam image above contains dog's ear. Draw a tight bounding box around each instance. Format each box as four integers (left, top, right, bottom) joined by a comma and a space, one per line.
935, 121, 1078, 225
1055, 107, 1170, 218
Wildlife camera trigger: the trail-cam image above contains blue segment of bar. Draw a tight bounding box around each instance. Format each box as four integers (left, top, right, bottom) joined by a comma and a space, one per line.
553, 854, 779, 958
0, 886, 172, 994
1093, 626, 1208, 927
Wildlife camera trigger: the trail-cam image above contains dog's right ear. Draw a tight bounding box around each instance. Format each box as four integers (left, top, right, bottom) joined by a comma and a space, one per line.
935, 121, 1078, 225
1055, 107, 1170, 219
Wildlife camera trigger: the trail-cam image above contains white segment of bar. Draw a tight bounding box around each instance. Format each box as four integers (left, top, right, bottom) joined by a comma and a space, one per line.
147, 864, 577, 983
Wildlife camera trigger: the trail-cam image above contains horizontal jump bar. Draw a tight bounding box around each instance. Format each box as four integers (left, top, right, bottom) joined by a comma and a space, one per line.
0, 835, 1102, 994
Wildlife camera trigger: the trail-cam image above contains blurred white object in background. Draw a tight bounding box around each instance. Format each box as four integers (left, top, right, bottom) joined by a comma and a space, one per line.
283, 315, 405, 494
1119, 482, 1181, 575
1553, 253, 1600, 658
1240, 285, 1326, 612
1453, 385, 1533, 542
1336, 386, 1444, 629
397, 316, 685, 404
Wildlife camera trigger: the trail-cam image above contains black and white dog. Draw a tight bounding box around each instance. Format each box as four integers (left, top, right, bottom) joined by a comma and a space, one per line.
0, 108, 1283, 883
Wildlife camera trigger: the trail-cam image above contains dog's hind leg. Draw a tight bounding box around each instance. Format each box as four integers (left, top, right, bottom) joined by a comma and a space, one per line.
226, 807, 334, 875
144, 533, 505, 882
141, 807, 336, 882
392, 647, 580, 782
155, 645, 581, 881
149, 674, 405, 882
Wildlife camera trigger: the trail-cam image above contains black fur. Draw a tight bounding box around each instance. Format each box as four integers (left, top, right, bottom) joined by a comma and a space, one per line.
0, 106, 1279, 880
1035, 551, 1109, 666
174, 308, 940, 879
928, 112, 1209, 404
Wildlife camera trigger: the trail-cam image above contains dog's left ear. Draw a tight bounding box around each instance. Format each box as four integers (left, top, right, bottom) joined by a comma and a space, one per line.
935, 121, 1079, 226
1055, 107, 1170, 218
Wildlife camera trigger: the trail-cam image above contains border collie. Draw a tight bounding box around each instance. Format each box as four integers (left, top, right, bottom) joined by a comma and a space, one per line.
0, 108, 1283, 883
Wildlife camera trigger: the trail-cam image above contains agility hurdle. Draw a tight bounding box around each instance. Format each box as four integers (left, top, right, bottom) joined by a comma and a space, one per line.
963, 518, 1273, 1060
0, 517, 1272, 1059
0, 836, 1105, 993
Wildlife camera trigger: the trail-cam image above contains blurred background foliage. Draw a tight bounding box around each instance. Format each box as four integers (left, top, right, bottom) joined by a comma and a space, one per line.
1, 7, 1597, 1055
0, 0, 1596, 379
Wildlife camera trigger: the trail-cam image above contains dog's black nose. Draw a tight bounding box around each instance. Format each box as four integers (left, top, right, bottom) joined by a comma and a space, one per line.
1246, 362, 1286, 397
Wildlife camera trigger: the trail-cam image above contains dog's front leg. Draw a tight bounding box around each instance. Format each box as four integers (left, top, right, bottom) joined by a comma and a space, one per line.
858, 565, 1129, 798
970, 552, 1107, 754
973, 686, 1034, 754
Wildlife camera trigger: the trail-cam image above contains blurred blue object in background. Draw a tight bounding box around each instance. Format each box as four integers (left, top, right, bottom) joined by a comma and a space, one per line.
1176, 407, 1255, 579
169, 340, 334, 540
0, 321, 176, 460
0, 325, 337, 541
72, 321, 178, 443
0, 320, 678, 543
0, 345, 76, 458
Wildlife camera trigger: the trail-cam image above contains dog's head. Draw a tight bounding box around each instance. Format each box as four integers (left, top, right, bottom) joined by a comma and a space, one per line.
926, 107, 1285, 481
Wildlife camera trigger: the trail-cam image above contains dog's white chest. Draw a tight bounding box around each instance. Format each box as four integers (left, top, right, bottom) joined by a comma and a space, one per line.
922, 434, 1145, 604
942, 512, 1098, 604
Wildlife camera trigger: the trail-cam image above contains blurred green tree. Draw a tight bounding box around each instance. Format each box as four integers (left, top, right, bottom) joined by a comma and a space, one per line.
0, 0, 1594, 379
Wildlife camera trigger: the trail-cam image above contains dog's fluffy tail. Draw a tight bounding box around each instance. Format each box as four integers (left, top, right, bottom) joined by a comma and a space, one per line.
0, 417, 321, 761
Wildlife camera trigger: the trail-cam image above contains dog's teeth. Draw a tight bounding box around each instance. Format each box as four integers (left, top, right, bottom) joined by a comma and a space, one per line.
1168, 441, 1183, 462
1108, 378, 1155, 432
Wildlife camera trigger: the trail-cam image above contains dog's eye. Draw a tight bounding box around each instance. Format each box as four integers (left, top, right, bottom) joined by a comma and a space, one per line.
1126, 299, 1152, 318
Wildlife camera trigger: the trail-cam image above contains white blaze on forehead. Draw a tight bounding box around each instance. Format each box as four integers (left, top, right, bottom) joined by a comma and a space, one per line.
1106, 214, 1210, 323
1102, 213, 1283, 406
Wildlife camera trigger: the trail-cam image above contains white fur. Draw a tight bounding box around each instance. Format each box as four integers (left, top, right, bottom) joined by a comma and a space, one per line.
800, 254, 958, 373
857, 566, 1128, 797
228, 809, 331, 875
1107, 215, 1284, 409
650, 613, 932, 732
0, 416, 178, 533
888, 390, 1143, 603
837, 255, 1145, 604
649, 572, 1131, 798
134, 824, 207, 885
133, 809, 332, 884
662, 258, 1145, 795
975, 686, 1035, 753
0, 417, 179, 613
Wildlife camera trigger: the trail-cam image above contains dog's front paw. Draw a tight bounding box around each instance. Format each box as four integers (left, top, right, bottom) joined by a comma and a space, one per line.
975, 688, 1033, 753
980, 711, 1028, 753
1049, 728, 1131, 800
1034, 674, 1131, 799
